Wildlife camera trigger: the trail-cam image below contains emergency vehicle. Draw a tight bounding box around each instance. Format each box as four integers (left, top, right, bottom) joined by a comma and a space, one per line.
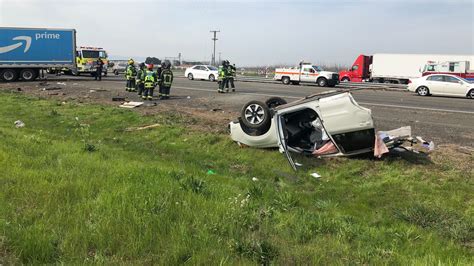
64, 46, 108, 76
274, 62, 339, 87
422, 61, 474, 81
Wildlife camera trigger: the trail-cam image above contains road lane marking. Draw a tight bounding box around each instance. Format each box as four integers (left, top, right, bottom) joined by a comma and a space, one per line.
358, 102, 474, 115
111, 82, 474, 115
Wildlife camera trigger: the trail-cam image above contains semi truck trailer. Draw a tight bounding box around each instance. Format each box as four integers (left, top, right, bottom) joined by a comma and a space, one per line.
0, 27, 76, 81
339, 54, 474, 84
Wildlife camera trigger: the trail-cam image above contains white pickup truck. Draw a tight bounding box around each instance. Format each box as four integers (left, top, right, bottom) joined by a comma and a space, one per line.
274, 63, 340, 87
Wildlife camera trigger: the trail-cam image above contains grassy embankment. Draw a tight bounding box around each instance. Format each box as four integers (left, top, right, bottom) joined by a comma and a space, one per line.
0, 92, 472, 264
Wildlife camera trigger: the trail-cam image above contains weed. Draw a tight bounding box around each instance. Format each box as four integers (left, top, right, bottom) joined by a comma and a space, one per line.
180, 176, 207, 195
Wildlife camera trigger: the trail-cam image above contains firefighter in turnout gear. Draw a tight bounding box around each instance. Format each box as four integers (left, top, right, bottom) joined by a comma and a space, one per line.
217, 60, 229, 93
226, 63, 236, 92
125, 59, 137, 92
136, 63, 146, 96
159, 61, 174, 100
143, 64, 158, 100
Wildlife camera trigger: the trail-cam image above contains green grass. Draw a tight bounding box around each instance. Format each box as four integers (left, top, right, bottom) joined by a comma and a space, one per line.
0, 92, 473, 264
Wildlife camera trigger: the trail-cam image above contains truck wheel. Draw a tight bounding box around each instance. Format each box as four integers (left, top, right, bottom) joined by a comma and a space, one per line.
282, 76, 290, 85
20, 69, 38, 81
265, 97, 287, 108
241, 100, 271, 130
416, 86, 430, 96
341, 77, 350, 82
0, 69, 19, 82
317, 77, 328, 87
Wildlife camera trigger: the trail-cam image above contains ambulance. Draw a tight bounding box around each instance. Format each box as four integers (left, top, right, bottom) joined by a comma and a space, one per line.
65, 46, 108, 76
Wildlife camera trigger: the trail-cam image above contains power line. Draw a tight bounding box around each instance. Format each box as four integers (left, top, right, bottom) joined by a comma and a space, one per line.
210, 30, 220, 66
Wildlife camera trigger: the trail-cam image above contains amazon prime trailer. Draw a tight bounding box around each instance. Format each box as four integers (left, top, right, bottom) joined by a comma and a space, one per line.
0, 27, 76, 81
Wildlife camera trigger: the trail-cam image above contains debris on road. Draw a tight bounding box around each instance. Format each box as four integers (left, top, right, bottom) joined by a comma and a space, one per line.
56, 82, 66, 86
42, 87, 62, 91
112, 97, 126, 101
14, 120, 25, 128
119, 101, 144, 109
125, 123, 161, 132
89, 88, 108, 93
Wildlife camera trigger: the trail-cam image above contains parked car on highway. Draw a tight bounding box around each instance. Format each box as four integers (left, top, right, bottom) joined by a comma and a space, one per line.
229, 91, 376, 170
185, 65, 218, 81
408, 74, 474, 98
111, 61, 128, 75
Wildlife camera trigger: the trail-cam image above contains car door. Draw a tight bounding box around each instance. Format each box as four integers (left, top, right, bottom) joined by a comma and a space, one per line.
195, 66, 204, 79
425, 75, 444, 94
276, 115, 298, 171
443, 76, 467, 96
300, 67, 317, 83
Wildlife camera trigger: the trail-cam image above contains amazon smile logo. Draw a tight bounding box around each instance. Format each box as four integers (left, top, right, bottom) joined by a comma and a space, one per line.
0, 36, 32, 54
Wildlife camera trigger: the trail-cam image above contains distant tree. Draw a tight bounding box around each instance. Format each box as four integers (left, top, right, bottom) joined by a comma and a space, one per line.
145, 57, 161, 65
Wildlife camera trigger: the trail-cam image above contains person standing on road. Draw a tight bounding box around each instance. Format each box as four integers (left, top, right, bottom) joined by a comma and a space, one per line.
125, 58, 137, 92
143, 64, 157, 100
136, 63, 146, 96
226, 62, 236, 92
159, 61, 174, 100
94, 58, 104, 81
217, 60, 228, 93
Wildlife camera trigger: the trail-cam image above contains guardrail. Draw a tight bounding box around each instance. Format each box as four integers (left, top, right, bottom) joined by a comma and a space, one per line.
235, 75, 408, 91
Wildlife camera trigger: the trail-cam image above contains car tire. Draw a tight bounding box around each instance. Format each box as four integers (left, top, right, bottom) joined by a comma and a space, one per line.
103, 71, 107, 77
240, 100, 271, 130
188, 73, 194, 80
20, 69, 38, 81
467, 89, 474, 99
317, 77, 328, 87
341, 77, 350, 82
0, 69, 19, 82
265, 97, 287, 109
282, 76, 290, 85
416, 86, 430, 96
114, 70, 119, 75
209, 74, 215, 82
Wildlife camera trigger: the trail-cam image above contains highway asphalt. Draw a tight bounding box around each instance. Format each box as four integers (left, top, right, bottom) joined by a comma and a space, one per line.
3, 74, 473, 146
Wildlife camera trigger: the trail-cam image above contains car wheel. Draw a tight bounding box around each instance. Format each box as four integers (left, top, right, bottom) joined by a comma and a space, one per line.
103, 71, 107, 77
20, 69, 38, 81
241, 100, 271, 130
188, 73, 194, 80
282, 76, 290, 85
341, 77, 350, 82
0, 69, 19, 82
209, 74, 215, 82
114, 70, 119, 75
265, 97, 287, 109
468, 89, 474, 99
416, 86, 430, 96
317, 77, 328, 87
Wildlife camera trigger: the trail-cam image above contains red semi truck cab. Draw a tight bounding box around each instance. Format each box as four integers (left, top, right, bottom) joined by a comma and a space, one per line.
339, 54, 373, 82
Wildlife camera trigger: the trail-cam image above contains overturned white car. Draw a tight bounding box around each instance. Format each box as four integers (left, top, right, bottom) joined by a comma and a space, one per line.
229, 91, 426, 170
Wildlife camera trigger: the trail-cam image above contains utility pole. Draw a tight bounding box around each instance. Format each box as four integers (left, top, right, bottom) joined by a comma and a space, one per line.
218, 52, 221, 65
210, 30, 220, 66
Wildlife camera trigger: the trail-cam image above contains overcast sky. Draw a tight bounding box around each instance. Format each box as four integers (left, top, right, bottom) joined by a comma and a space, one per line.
1, 0, 472, 66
